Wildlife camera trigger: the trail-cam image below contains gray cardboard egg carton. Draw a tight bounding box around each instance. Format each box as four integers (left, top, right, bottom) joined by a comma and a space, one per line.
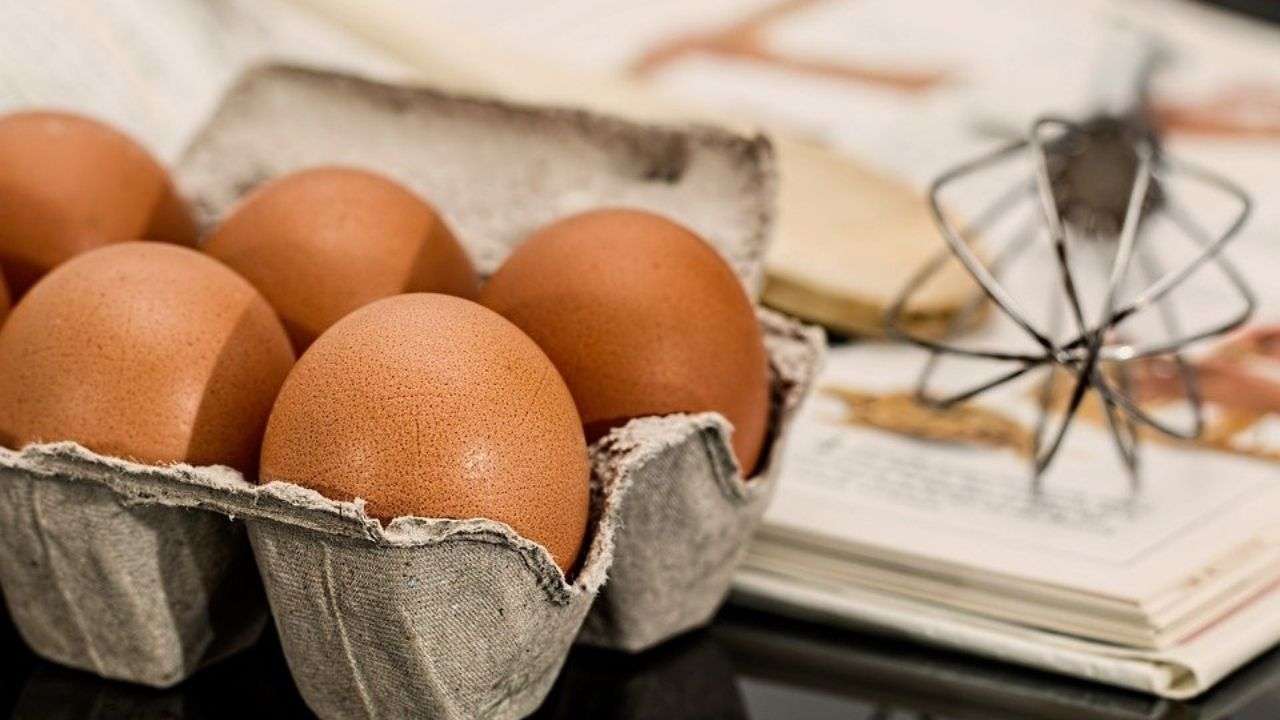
579, 309, 822, 651
0, 65, 824, 719
0, 444, 618, 719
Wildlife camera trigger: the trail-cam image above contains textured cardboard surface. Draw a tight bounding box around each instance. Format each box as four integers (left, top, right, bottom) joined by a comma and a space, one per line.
0, 443, 619, 718
0, 64, 823, 718
0, 457, 265, 688
177, 64, 776, 297
579, 309, 824, 651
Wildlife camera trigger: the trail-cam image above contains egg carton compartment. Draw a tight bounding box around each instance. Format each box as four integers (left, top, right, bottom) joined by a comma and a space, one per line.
0, 443, 621, 719
0, 456, 265, 687
579, 308, 824, 651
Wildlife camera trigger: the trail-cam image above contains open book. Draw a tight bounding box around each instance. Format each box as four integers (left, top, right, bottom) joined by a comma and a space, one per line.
734, 92, 1280, 690
735, 324, 1280, 697
746, 400, 1280, 651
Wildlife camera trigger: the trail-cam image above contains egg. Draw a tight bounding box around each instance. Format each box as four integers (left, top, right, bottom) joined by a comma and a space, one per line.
481, 208, 771, 475
0, 270, 9, 325
0, 111, 198, 297
0, 242, 295, 472
259, 293, 589, 573
203, 166, 480, 352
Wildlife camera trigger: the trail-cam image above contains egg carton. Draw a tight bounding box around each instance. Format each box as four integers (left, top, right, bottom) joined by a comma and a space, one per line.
0, 443, 619, 719
176, 63, 824, 653
0, 64, 826, 719
578, 309, 822, 651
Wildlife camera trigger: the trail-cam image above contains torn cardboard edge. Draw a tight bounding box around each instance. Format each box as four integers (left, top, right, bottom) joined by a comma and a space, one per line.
592, 307, 825, 492
579, 308, 825, 650
0, 431, 619, 718
0, 440, 614, 603
0, 311, 823, 711
0, 308, 820, 602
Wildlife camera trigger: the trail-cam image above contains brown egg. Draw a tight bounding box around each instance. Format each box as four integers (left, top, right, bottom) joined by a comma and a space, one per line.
203, 166, 480, 352
0, 270, 9, 325
481, 208, 771, 475
0, 111, 198, 297
259, 293, 589, 573
0, 242, 295, 472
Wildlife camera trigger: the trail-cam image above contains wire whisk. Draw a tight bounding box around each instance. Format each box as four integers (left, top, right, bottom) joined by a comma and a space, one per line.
885, 36, 1256, 484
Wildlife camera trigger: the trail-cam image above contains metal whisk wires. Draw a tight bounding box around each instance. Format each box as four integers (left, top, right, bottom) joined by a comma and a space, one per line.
885, 81, 1255, 485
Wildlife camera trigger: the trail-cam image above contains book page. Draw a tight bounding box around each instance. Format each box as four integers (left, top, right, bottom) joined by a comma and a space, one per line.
767, 362, 1280, 602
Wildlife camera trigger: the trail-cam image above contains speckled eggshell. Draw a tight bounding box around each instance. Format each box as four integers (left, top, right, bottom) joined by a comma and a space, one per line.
481, 208, 771, 476
203, 166, 480, 352
0, 111, 198, 297
0, 242, 295, 472
258, 293, 590, 573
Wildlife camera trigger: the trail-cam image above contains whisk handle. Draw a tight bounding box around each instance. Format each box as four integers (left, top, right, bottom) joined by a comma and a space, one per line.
1090, 22, 1167, 124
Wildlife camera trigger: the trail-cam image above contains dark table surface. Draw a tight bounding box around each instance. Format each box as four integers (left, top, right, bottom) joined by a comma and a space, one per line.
5, 598, 1280, 720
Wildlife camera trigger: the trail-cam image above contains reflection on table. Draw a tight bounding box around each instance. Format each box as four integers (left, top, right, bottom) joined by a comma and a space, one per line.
4, 598, 1280, 719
